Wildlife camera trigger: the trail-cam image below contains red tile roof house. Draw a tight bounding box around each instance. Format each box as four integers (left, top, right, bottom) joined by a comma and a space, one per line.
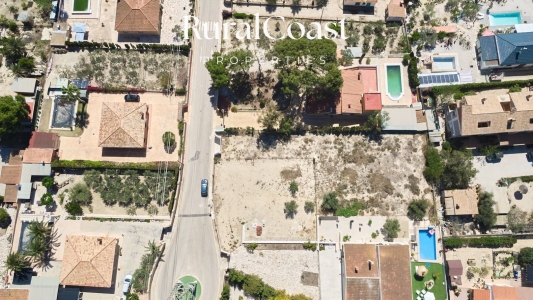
99, 102, 150, 148
115, 0, 162, 35
59, 235, 118, 287
306, 66, 382, 115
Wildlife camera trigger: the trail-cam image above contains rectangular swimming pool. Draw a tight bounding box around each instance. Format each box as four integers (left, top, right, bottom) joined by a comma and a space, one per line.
432, 57, 456, 71
489, 12, 522, 26
386, 65, 403, 101
419, 229, 437, 261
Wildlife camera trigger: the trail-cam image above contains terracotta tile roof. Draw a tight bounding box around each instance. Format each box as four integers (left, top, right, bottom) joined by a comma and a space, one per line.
29, 132, 59, 149
305, 93, 341, 114
344, 244, 379, 278
363, 93, 382, 111
515, 287, 533, 300
443, 187, 479, 216
0, 289, 29, 300
99, 102, 149, 148
492, 286, 519, 300
387, 3, 406, 18
4, 184, 19, 203
0, 165, 22, 184
378, 245, 412, 300
472, 289, 491, 300
433, 25, 457, 34
9, 150, 24, 165
59, 235, 117, 287
340, 67, 379, 114
22, 148, 55, 164
346, 278, 380, 300
115, 0, 161, 34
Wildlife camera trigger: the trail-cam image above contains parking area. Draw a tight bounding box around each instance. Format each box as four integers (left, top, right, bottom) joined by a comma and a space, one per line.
58, 92, 181, 162
473, 146, 533, 192
44, 219, 163, 300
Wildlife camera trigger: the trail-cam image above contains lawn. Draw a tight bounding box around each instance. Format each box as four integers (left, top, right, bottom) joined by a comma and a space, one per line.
410, 262, 447, 300
73, 0, 89, 11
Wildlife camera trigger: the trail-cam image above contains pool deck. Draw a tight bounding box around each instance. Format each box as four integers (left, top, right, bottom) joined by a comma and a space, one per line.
431, 53, 460, 73
375, 57, 414, 107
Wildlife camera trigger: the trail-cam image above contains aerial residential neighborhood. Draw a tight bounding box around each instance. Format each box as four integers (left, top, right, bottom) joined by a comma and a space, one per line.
3, 0, 533, 300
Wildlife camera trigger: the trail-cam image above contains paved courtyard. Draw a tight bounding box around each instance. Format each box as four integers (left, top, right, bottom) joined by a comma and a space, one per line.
58, 92, 181, 162
473, 146, 533, 193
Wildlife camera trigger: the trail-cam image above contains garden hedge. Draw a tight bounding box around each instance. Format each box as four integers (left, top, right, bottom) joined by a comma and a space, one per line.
65, 41, 191, 56
444, 236, 517, 248
432, 79, 533, 95
52, 160, 180, 171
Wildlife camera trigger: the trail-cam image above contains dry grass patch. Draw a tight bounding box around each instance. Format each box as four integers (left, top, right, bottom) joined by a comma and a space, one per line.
280, 165, 302, 181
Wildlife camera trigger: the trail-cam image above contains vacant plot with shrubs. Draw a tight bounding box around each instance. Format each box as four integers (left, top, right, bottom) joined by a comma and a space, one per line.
58, 170, 175, 216
215, 134, 432, 251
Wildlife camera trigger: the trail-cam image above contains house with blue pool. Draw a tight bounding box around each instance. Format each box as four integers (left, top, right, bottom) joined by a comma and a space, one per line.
477, 32, 533, 71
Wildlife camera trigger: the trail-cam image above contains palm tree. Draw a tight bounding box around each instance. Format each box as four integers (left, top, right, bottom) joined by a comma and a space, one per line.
27, 221, 50, 240
145, 240, 161, 257
5, 252, 29, 275
25, 236, 50, 265
61, 84, 81, 103
0, 36, 26, 61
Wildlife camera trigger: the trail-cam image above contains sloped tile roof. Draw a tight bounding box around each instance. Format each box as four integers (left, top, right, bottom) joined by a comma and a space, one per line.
0, 289, 29, 300
495, 32, 533, 66
22, 148, 55, 164
4, 184, 19, 203
480, 36, 498, 61
387, 3, 406, 18
59, 235, 117, 287
29, 132, 59, 149
346, 278, 380, 300
472, 289, 491, 300
378, 245, 412, 300
0, 165, 22, 184
98, 102, 149, 148
492, 286, 519, 300
115, 0, 161, 34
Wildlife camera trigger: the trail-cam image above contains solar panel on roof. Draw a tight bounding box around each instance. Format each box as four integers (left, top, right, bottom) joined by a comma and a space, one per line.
417, 72, 460, 87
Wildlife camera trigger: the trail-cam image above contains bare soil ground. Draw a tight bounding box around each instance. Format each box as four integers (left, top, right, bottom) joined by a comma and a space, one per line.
214, 159, 316, 251
215, 134, 431, 251
53, 50, 189, 90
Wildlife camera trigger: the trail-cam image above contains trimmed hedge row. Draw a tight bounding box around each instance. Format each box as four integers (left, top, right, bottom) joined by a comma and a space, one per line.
65, 41, 191, 56
432, 79, 533, 95
52, 160, 179, 171
233, 12, 254, 19
175, 88, 186, 96
86, 86, 146, 93
444, 236, 517, 248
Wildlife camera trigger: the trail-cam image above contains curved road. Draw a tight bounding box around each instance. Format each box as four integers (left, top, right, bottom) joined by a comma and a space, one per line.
152, 1, 222, 299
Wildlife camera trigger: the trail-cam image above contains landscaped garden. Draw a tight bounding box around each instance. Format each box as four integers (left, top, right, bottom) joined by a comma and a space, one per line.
410, 262, 446, 300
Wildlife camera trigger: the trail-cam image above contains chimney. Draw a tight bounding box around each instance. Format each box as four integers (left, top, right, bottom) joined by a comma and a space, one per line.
140, 112, 144, 120
97, 238, 103, 245
348, 104, 351, 108
358, 72, 362, 80
481, 98, 486, 104
355, 267, 359, 273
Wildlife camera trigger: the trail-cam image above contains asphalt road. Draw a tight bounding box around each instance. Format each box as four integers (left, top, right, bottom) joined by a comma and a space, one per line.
152, 1, 222, 299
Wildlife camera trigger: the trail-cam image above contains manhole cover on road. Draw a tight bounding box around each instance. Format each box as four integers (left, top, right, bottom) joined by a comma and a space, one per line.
173, 275, 202, 300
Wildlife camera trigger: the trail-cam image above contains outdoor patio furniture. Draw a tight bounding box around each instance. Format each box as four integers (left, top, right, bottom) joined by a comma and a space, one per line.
416, 290, 420, 295
417, 297, 421, 300
422, 290, 427, 295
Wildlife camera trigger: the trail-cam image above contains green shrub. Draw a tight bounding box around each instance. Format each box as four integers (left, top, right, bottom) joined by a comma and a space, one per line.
371, 232, 377, 238
231, 106, 238, 113
0, 207, 11, 228
444, 236, 517, 248
509, 84, 522, 93
245, 243, 258, 253
220, 284, 230, 300
65, 201, 83, 216
453, 92, 464, 100
40, 193, 54, 207
175, 88, 187, 96
303, 240, 317, 251
234, 12, 247, 19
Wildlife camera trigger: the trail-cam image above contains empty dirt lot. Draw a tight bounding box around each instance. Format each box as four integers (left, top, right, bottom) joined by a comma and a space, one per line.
215, 134, 431, 252
58, 92, 181, 162
214, 159, 316, 251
